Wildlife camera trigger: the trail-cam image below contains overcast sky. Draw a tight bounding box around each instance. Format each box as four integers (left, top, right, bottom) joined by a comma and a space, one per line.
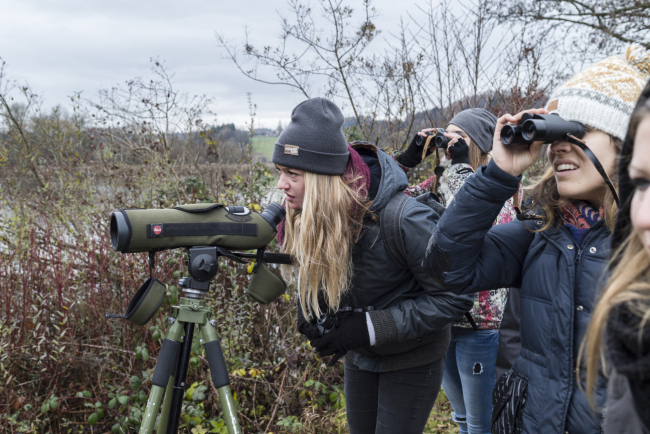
1, 0, 427, 129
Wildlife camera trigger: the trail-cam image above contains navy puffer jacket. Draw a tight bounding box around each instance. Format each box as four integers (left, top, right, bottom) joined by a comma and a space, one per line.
423, 160, 608, 434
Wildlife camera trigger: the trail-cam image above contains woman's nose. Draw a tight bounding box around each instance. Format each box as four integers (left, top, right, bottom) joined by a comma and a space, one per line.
633, 189, 650, 231
277, 174, 289, 190
550, 141, 572, 155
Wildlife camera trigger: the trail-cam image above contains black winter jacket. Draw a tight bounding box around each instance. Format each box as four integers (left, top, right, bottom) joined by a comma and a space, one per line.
345, 143, 474, 372
423, 160, 609, 434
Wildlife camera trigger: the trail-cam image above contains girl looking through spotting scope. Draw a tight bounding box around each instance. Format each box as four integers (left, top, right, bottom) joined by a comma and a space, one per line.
423, 46, 650, 434
272, 97, 473, 434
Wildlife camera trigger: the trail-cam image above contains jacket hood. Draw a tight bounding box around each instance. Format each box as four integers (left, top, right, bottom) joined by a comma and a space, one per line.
350, 143, 408, 212
612, 78, 650, 255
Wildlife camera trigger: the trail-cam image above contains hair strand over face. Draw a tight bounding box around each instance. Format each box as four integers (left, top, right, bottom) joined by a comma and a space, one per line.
280, 170, 366, 319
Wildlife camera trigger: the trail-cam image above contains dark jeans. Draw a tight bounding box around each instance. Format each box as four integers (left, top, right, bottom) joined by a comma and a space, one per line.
344, 357, 445, 434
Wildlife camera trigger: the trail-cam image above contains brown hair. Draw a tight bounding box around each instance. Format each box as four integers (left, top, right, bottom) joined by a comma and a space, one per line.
524, 128, 622, 232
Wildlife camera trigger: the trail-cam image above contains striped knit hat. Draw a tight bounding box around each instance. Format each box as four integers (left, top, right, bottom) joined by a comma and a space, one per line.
546, 45, 650, 141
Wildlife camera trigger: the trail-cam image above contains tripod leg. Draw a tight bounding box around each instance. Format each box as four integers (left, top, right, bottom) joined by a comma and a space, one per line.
138, 319, 184, 434
165, 321, 195, 434
201, 322, 242, 434
155, 377, 175, 434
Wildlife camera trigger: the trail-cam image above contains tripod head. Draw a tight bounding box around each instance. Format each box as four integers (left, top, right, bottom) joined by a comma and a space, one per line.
178, 246, 293, 300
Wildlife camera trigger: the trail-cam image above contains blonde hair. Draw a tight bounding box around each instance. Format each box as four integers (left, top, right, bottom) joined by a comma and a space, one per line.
581, 231, 650, 402
468, 138, 490, 171
581, 104, 650, 405
524, 129, 622, 232
281, 171, 366, 319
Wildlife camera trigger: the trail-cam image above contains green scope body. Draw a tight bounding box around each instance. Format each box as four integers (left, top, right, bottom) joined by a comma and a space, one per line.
110, 202, 285, 253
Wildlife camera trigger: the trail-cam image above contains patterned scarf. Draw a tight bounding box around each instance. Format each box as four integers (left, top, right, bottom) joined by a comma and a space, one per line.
559, 200, 604, 246
275, 145, 370, 246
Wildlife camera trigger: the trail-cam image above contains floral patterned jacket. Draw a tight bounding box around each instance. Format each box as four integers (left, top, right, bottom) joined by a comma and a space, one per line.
394, 153, 518, 329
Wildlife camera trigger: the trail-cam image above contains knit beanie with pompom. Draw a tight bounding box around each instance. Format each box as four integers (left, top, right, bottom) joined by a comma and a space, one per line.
546, 45, 650, 141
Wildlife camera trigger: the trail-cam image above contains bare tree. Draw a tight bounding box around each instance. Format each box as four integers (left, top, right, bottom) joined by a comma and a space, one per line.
491, 0, 650, 52
217, 0, 561, 153
217, 0, 379, 137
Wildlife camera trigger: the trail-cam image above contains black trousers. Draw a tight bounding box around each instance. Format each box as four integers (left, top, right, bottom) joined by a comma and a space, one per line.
344, 357, 445, 434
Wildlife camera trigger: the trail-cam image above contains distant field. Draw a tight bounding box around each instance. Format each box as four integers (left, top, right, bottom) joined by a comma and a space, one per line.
252, 136, 278, 162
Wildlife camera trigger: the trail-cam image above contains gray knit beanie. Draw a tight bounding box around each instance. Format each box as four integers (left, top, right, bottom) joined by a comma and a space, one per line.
272, 98, 350, 175
448, 108, 498, 153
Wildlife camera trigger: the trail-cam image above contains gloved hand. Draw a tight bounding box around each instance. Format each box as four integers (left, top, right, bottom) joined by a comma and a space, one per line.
447, 135, 470, 166
296, 299, 320, 341
396, 130, 438, 168
311, 311, 370, 363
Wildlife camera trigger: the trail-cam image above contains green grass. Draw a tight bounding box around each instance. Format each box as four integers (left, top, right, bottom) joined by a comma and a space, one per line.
252, 135, 278, 161
425, 389, 459, 433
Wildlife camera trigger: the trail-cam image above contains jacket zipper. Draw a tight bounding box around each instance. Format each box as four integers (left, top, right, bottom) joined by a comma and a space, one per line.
561, 222, 607, 430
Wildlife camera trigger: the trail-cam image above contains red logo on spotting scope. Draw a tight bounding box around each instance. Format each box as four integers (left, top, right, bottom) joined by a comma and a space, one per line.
153, 225, 162, 235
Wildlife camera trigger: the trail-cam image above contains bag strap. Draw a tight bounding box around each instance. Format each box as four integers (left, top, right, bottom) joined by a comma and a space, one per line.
379, 192, 411, 270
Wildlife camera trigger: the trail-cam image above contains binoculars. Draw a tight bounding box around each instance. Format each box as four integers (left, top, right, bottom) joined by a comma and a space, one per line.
500, 113, 585, 146
416, 129, 463, 150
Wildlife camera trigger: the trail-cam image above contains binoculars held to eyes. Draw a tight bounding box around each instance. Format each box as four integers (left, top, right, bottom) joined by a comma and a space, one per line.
416, 129, 462, 150
500, 113, 586, 146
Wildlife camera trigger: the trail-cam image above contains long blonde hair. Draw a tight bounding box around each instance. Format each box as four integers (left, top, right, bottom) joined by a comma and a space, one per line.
582, 106, 650, 404
581, 231, 650, 401
281, 171, 366, 319
524, 129, 622, 232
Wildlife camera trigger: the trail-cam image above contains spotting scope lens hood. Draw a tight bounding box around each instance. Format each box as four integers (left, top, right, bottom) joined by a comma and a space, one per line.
111, 211, 130, 252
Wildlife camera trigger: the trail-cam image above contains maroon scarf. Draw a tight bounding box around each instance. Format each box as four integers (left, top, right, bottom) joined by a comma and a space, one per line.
276, 145, 370, 246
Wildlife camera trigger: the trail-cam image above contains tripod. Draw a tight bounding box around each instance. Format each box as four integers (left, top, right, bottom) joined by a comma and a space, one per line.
138, 246, 245, 434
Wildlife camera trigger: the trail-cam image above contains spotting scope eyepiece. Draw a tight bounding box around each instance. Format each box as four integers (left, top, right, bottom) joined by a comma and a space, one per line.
260, 202, 286, 231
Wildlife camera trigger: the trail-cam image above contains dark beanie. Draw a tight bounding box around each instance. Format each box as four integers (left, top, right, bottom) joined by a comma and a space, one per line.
272, 98, 350, 175
448, 108, 498, 153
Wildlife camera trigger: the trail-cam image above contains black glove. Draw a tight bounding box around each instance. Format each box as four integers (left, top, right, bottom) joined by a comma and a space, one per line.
310, 311, 370, 359
448, 136, 470, 166
396, 132, 437, 168
296, 299, 320, 341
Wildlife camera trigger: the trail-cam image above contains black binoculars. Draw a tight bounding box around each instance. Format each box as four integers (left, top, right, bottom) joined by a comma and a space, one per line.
501, 113, 585, 146
417, 129, 463, 150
